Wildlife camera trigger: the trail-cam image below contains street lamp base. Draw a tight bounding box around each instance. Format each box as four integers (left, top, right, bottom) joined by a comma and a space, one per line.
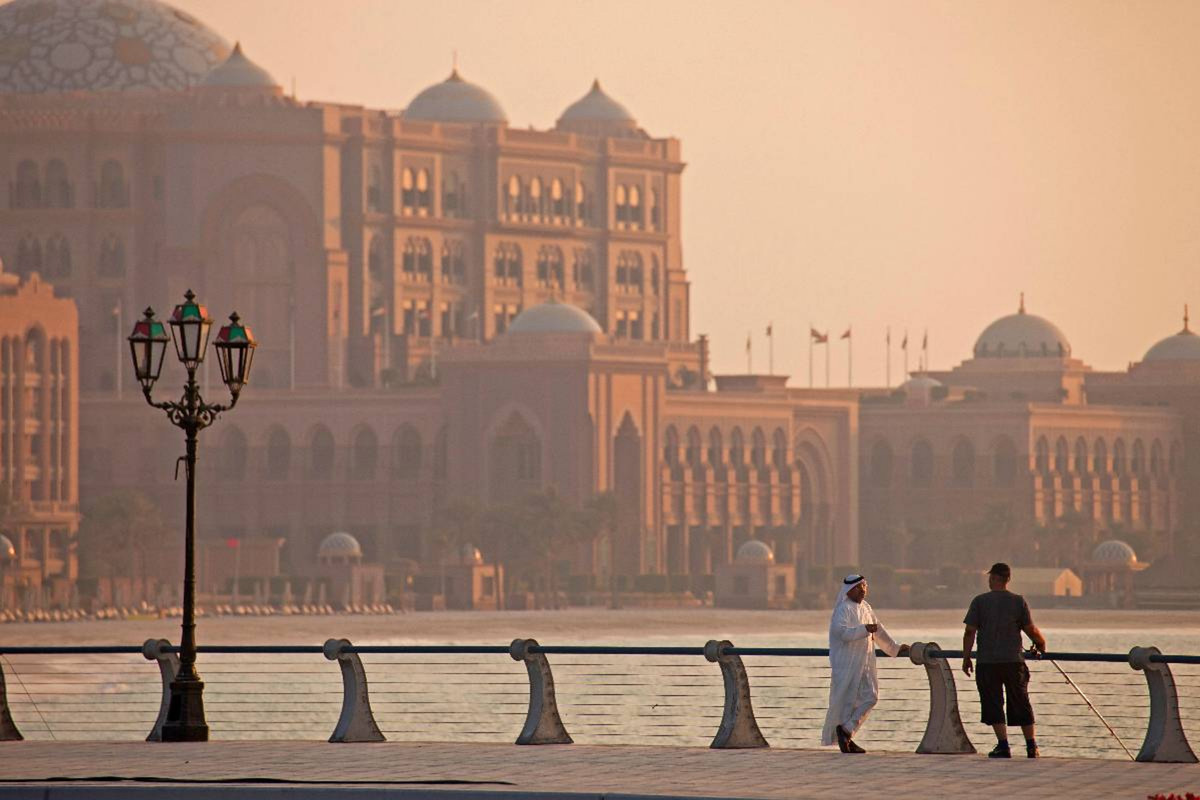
160, 677, 209, 742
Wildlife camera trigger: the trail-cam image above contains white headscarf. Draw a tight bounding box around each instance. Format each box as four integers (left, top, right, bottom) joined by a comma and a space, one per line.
836, 573, 865, 606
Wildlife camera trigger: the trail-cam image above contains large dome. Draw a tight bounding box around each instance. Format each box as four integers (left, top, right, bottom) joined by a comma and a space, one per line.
735, 540, 775, 565
201, 42, 275, 89
973, 297, 1071, 359
507, 300, 602, 335
403, 69, 507, 124
0, 0, 231, 94
1142, 309, 1200, 363
557, 79, 637, 130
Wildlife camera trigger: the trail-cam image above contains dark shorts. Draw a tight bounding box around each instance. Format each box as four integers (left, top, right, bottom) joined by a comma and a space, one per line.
975, 662, 1034, 726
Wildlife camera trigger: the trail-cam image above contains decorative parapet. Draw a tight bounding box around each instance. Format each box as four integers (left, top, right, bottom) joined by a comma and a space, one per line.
1129, 646, 1197, 763
509, 638, 572, 745
323, 638, 384, 743
909, 642, 974, 754
704, 639, 767, 748
141, 638, 179, 742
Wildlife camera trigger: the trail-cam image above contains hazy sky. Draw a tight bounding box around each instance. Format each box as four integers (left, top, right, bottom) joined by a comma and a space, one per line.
174, 0, 1200, 386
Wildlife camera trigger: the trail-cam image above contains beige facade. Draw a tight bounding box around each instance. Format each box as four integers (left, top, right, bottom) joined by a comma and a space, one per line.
0, 272, 79, 609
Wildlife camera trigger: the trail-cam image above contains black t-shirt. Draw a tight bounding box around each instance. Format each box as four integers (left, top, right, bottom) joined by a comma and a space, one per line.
964, 590, 1032, 664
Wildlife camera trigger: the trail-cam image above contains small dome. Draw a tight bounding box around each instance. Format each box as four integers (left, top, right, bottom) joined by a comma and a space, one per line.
507, 300, 602, 335
974, 296, 1071, 359
318, 531, 362, 559
0, 534, 14, 561
201, 42, 276, 88
735, 540, 775, 565
557, 79, 638, 133
0, 0, 231, 94
403, 69, 507, 124
1092, 539, 1137, 566
901, 375, 942, 391
1143, 308, 1200, 363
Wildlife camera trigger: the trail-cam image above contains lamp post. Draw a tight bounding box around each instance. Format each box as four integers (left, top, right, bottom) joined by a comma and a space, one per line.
127, 290, 256, 742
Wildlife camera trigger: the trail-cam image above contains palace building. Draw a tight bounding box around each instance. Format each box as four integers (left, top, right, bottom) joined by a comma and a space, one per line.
0, 0, 1196, 608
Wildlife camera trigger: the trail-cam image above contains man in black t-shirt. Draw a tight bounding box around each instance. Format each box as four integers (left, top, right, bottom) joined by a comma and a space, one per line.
962, 562, 1048, 759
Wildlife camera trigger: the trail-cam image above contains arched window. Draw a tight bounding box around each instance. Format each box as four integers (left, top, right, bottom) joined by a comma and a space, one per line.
493, 242, 522, 285
44, 160, 71, 208
98, 160, 127, 208
707, 427, 724, 477
1169, 440, 1181, 476
575, 181, 588, 223
1055, 436, 1069, 474
506, 175, 521, 217
393, 425, 421, 480
628, 185, 642, 228
616, 251, 643, 291
614, 184, 627, 223
16, 234, 41, 275
1092, 438, 1108, 475
309, 425, 335, 479
401, 167, 415, 210
663, 425, 680, 467
219, 427, 248, 481
536, 245, 564, 288
416, 168, 431, 213
572, 248, 594, 289
443, 170, 462, 217
489, 412, 541, 500
1131, 439, 1146, 476
14, 159, 40, 208
686, 426, 703, 468
869, 439, 893, 488
1074, 437, 1088, 474
367, 164, 383, 212
97, 234, 125, 277
529, 177, 543, 219
993, 436, 1017, 487
729, 427, 745, 469
350, 427, 378, 480
367, 235, 386, 312
441, 240, 464, 282
650, 254, 660, 294
265, 427, 291, 480
1112, 439, 1127, 476
650, 188, 661, 230
433, 426, 447, 480
952, 438, 975, 487
550, 178, 566, 219
772, 428, 788, 470
43, 234, 70, 279
911, 439, 934, 487
751, 428, 767, 470
1151, 440, 1164, 478
1035, 437, 1050, 474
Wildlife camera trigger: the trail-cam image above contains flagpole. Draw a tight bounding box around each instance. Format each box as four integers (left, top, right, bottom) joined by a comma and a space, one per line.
885, 327, 891, 388
825, 341, 830, 388
903, 329, 909, 379
768, 323, 774, 375
848, 331, 853, 388
808, 322, 813, 388
746, 331, 752, 373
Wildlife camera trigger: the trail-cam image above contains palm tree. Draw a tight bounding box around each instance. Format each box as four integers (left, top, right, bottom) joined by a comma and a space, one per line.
578, 491, 619, 606
428, 498, 483, 598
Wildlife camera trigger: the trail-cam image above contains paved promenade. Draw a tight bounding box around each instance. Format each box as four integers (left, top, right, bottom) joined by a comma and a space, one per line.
0, 741, 1197, 799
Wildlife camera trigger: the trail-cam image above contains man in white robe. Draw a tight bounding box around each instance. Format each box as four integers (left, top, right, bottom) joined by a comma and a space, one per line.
821, 573, 909, 753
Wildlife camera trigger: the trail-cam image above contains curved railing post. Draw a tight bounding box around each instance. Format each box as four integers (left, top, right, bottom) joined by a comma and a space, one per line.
910, 642, 974, 754
509, 638, 572, 745
704, 639, 768, 748
141, 638, 178, 742
1129, 646, 1197, 763
0, 658, 21, 741
323, 638, 384, 743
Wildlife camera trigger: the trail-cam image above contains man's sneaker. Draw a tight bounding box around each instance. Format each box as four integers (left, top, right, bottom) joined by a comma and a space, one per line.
987, 742, 1012, 758
1026, 742, 1040, 759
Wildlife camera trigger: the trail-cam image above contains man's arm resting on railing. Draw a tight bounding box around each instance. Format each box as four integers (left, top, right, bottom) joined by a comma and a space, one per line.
1022, 623, 1047, 654
962, 625, 977, 676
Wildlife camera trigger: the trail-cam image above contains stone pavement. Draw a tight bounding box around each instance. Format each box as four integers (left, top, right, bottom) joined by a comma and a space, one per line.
0, 741, 1197, 799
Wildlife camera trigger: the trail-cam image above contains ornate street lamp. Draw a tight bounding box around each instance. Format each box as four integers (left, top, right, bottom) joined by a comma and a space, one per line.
128, 291, 256, 742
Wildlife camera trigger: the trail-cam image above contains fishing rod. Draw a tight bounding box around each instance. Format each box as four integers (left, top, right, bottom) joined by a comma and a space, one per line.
1025, 646, 1135, 761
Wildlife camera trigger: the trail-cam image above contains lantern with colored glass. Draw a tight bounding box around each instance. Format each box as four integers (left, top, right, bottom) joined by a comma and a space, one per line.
212, 312, 256, 398
168, 289, 213, 371
127, 307, 170, 392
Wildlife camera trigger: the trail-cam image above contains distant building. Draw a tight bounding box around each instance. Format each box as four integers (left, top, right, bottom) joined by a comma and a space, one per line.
996, 567, 1082, 599
0, 270, 79, 609
714, 540, 795, 609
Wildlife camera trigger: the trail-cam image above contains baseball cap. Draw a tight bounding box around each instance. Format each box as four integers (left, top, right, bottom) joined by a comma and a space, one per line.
988, 562, 1011, 579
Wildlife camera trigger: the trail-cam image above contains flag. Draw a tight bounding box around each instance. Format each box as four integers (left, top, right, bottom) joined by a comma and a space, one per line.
901, 332, 908, 350
745, 333, 751, 353
840, 327, 851, 340
886, 328, 891, 345
922, 330, 928, 350
766, 322, 773, 337
810, 327, 828, 344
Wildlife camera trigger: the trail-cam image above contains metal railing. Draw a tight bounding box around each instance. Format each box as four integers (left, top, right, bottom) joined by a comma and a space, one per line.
0, 639, 1196, 763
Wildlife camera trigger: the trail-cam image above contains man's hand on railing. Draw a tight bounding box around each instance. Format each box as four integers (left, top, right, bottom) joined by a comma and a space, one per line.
962, 655, 973, 677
